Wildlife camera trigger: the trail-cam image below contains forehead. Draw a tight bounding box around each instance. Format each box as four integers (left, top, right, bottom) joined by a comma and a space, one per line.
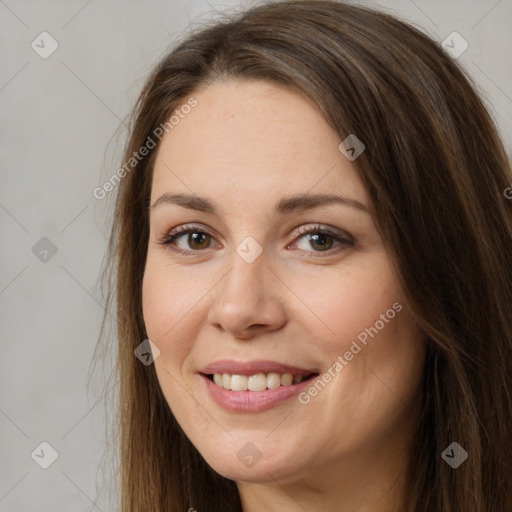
151, 79, 368, 208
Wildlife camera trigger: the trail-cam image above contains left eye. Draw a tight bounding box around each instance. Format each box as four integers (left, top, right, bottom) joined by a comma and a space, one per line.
293, 231, 342, 252
158, 225, 354, 255
290, 225, 354, 253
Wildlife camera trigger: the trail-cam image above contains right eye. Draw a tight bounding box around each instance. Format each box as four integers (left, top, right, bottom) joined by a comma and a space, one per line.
158, 225, 218, 255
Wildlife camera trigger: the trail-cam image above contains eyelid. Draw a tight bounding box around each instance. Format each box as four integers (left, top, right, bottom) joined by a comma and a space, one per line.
157, 223, 218, 255
157, 222, 355, 255
293, 224, 354, 245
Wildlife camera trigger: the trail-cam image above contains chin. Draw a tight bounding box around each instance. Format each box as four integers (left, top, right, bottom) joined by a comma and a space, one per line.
196, 437, 308, 484
209, 457, 298, 484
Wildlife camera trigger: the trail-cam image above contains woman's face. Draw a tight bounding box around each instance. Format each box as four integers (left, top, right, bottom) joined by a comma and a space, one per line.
142, 79, 426, 487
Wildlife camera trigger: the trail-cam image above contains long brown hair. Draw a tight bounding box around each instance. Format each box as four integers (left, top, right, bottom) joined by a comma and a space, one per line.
98, 1, 512, 510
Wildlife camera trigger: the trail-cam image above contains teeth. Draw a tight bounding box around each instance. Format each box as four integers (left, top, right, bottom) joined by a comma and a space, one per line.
281, 373, 293, 386
248, 373, 266, 391
211, 372, 309, 391
267, 372, 281, 389
231, 374, 248, 391
222, 373, 231, 389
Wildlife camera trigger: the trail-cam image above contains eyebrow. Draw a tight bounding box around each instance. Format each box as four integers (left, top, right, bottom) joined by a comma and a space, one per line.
150, 192, 370, 215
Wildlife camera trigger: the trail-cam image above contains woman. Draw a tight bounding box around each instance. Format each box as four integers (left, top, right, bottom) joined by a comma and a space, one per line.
101, 0, 512, 510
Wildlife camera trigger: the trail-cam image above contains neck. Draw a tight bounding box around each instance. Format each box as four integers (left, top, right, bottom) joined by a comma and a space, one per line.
236, 404, 419, 512
237, 455, 409, 512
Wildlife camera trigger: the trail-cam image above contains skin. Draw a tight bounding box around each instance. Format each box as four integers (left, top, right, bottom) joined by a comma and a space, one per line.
142, 78, 427, 512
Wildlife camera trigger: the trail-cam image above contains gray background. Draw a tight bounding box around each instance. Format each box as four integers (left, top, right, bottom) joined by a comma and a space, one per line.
1, 0, 510, 510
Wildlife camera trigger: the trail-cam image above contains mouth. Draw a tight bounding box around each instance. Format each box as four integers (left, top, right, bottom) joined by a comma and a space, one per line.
203, 371, 319, 391
199, 359, 320, 412
199, 368, 320, 413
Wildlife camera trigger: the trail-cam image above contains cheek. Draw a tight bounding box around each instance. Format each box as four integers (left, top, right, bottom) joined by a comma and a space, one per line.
287, 257, 401, 353
141, 262, 199, 366
142, 267, 171, 340
142, 265, 201, 417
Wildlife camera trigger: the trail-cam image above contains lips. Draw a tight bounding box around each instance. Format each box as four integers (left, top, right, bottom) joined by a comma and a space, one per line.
201, 359, 318, 376
199, 359, 320, 411
200, 371, 320, 412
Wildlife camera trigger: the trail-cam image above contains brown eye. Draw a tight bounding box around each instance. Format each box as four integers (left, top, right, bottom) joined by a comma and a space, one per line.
185, 232, 211, 250
301, 232, 335, 251
292, 225, 354, 255
159, 226, 216, 254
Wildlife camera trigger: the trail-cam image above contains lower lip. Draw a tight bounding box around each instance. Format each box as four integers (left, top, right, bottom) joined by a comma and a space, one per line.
200, 373, 318, 412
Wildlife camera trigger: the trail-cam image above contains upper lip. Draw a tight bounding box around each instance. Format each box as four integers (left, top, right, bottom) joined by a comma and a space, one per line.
201, 359, 318, 376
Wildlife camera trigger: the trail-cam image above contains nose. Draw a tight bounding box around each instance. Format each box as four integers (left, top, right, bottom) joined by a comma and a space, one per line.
207, 248, 287, 340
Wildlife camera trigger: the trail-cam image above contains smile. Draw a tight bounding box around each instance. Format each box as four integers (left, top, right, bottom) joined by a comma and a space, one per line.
209, 372, 312, 391
200, 371, 319, 412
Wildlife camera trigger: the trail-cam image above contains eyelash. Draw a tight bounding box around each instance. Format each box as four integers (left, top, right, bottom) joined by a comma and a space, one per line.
157, 223, 355, 257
